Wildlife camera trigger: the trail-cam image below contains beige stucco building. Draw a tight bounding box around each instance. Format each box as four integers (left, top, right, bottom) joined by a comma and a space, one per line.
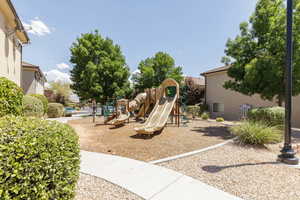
201, 66, 300, 128
0, 0, 29, 86
21, 61, 46, 95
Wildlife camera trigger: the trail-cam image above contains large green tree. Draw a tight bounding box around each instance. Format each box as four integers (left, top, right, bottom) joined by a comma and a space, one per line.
222, 0, 300, 105
132, 52, 184, 92
70, 30, 131, 103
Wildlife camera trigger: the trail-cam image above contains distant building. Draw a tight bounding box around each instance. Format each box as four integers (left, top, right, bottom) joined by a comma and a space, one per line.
201, 65, 300, 128
0, 0, 29, 86
21, 61, 46, 95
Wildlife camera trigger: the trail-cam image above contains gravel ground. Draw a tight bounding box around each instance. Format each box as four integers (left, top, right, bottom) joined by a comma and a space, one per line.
75, 173, 143, 200
159, 142, 300, 200
68, 117, 234, 161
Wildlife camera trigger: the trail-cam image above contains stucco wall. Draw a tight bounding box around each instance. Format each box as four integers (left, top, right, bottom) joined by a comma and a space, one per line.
205, 71, 300, 128
0, 11, 22, 86
21, 69, 45, 95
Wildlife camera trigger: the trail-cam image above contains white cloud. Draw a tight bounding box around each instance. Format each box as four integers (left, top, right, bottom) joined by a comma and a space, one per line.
23, 17, 51, 36
56, 63, 70, 70
69, 93, 80, 103
44, 69, 72, 84
132, 69, 140, 75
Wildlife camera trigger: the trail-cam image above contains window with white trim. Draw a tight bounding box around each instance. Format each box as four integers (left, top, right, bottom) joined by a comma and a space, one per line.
212, 103, 224, 112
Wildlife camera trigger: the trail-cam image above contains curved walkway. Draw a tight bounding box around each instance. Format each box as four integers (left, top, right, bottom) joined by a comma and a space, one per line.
80, 150, 242, 200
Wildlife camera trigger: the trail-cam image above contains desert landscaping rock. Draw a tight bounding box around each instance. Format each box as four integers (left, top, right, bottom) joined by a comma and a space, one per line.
159, 143, 300, 200
75, 173, 143, 200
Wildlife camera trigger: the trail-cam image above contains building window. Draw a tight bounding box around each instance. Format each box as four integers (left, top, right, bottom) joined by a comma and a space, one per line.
212, 103, 224, 112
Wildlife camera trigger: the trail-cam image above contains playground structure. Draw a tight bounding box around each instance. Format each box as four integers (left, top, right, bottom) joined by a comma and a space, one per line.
102, 78, 181, 134
134, 78, 180, 134
106, 87, 162, 125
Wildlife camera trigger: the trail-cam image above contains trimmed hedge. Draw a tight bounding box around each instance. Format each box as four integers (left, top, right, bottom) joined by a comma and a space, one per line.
48, 103, 64, 118
30, 94, 48, 114
0, 77, 23, 117
23, 95, 44, 118
230, 121, 282, 145
0, 116, 80, 199
247, 107, 284, 126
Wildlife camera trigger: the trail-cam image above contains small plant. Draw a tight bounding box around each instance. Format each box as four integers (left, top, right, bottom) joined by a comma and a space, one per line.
0, 77, 24, 117
247, 107, 284, 126
201, 112, 209, 120
230, 121, 282, 145
216, 117, 224, 122
186, 105, 200, 119
30, 94, 49, 114
48, 103, 64, 118
23, 95, 44, 117
0, 116, 80, 199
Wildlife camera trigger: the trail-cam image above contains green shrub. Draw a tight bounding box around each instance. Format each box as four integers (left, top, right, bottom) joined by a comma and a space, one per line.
186, 105, 200, 118
247, 107, 284, 126
230, 121, 282, 145
48, 103, 64, 118
216, 117, 224, 122
23, 95, 44, 117
200, 104, 209, 114
0, 116, 80, 199
30, 94, 48, 114
201, 112, 209, 120
0, 77, 23, 117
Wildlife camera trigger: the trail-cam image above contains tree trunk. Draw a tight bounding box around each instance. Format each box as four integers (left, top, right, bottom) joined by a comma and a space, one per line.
277, 95, 283, 106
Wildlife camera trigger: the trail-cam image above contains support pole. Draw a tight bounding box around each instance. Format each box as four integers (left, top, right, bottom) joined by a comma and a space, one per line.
278, 0, 299, 165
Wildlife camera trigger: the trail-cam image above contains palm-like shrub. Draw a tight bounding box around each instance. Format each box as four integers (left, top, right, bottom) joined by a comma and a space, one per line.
230, 121, 282, 145
23, 95, 44, 117
0, 77, 23, 117
30, 94, 48, 114
48, 103, 64, 118
0, 116, 80, 199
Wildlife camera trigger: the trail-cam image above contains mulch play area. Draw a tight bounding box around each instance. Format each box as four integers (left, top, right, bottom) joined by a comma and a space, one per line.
68, 117, 234, 161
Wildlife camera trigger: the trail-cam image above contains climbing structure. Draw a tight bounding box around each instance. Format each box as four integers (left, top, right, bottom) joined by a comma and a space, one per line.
134, 78, 180, 134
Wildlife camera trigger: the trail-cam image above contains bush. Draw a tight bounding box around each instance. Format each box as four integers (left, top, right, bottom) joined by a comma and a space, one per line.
0, 77, 23, 117
201, 112, 209, 120
200, 104, 209, 114
247, 107, 284, 126
48, 103, 64, 118
0, 116, 80, 199
216, 117, 224, 122
23, 95, 44, 118
186, 105, 200, 118
230, 121, 282, 145
30, 94, 48, 114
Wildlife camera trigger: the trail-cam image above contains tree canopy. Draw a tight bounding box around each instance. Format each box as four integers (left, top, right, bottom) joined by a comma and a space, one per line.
222, 0, 300, 105
132, 52, 184, 92
70, 30, 131, 103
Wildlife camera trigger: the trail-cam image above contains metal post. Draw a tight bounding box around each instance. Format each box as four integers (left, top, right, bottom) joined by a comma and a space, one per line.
278, 0, 299, 165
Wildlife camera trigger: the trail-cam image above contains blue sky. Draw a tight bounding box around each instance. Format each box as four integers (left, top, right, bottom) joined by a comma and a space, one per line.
14, 0, 258, 82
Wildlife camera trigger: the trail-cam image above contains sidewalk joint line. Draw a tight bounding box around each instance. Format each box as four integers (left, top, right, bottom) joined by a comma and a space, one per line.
147, 175, 184, 200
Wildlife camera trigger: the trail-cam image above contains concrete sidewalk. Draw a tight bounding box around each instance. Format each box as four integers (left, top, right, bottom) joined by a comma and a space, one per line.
80, 150, 242, 200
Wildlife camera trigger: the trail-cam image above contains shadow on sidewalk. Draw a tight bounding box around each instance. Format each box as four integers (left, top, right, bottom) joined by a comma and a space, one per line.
202, 161, 279, 173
